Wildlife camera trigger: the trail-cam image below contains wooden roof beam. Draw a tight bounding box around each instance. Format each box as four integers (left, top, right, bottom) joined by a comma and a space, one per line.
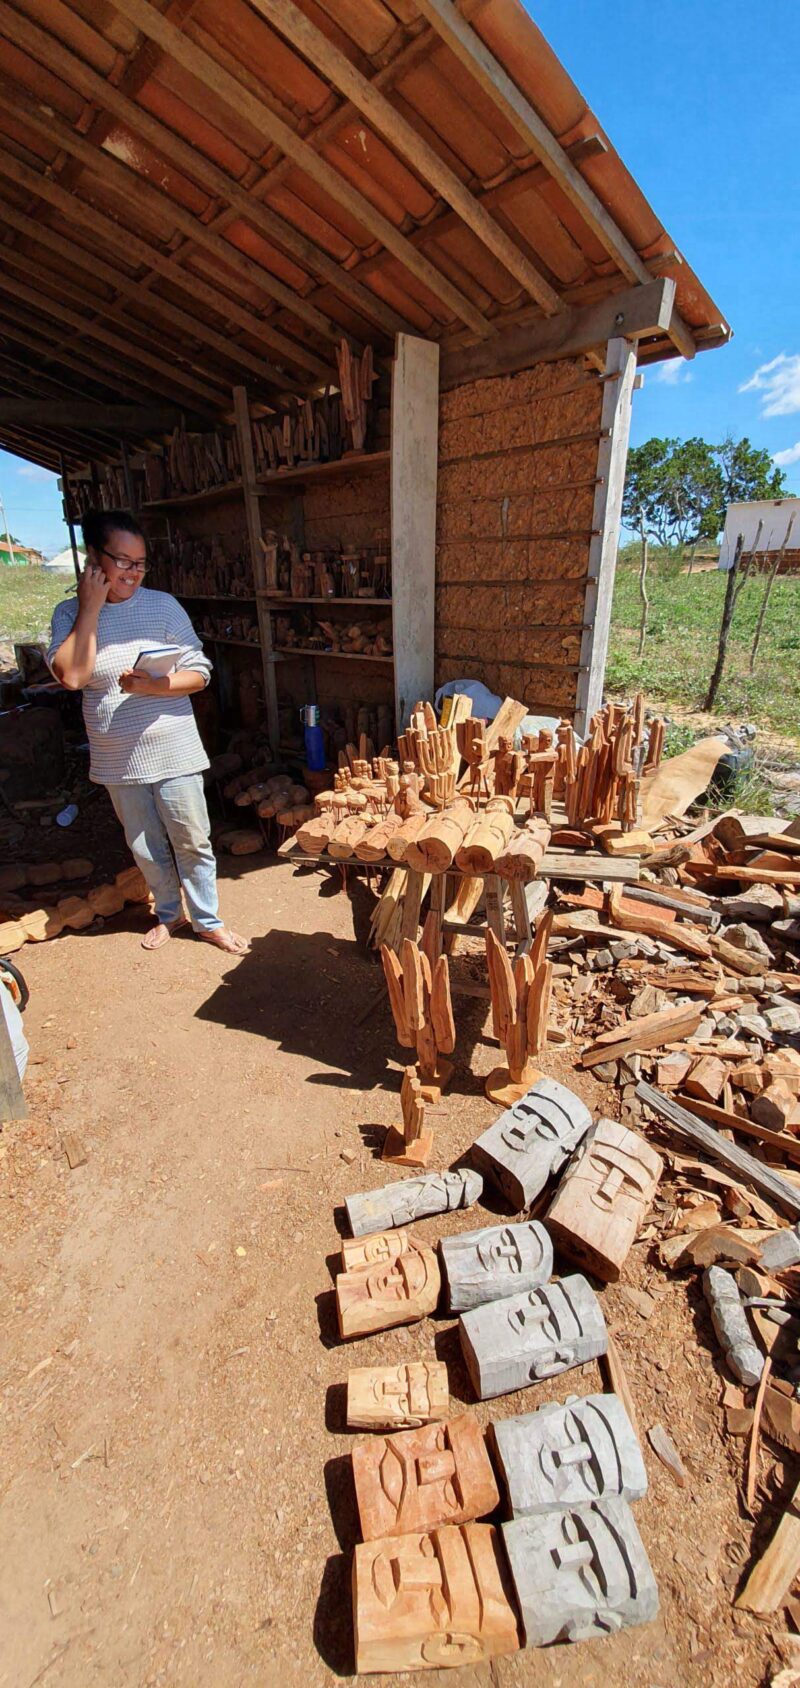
109, 0, 495, 338
0, 0, 409, 345
439, 277, 677, 387
0, 297, 196, 411
0, 153, 318, 395
0, 398, 207, 433
253, 0, 565, 318
414, 0, 699, 360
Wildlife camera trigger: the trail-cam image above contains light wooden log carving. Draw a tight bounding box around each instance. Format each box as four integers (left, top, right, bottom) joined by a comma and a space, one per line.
353, 1524, 519, 1673
328, 815, 370, 859
336, 1233, 441, 1340
494, 819, 551, 881
405, 798, 475, 874
383, 1067, 433, 1167
346, 1361, 449, 1431
456, 796, 515, 875
546, 1118, 664, 1282
351, 1414, 499, 1541
295, 812, 333, 854
386, 811, 427, 863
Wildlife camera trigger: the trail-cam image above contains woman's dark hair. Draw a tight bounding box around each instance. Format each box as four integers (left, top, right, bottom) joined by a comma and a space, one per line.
81, 509, 145, 554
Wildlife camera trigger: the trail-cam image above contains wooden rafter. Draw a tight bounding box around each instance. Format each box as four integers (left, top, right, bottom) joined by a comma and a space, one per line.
254, 0, 565, 317
0, 0, 409, 345
413, 0, 701, 359
0, 297, 192, 410
439, 278, 677, 386
108, 0, 495, 338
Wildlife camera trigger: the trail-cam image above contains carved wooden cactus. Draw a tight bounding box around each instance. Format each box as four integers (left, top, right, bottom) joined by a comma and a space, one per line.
381, 933, 455, 1096
484, 912, 553, 1103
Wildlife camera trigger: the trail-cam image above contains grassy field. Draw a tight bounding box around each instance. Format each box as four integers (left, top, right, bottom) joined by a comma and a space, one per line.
0, 564, 73, 646
607, 545, 800, 744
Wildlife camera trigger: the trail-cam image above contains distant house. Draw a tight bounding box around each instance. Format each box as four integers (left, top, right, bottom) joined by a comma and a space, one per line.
719, 498, 800, 571
0, 542, 45, 566
44, 546, 85, 572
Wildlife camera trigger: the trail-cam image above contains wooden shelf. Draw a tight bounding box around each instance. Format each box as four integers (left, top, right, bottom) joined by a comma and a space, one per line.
272, 647, 393, 664
254, 449, 389, 492
139, 480, 242, 510
258, 594, 391, 606
178, 593, 256, 602
202, 635, 260, 649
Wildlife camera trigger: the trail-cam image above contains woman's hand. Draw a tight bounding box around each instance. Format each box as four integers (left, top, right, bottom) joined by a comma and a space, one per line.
77, 561, 110, 615
118, 670, 169, 697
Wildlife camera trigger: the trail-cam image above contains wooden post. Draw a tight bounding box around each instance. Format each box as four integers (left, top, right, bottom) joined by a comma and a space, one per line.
233, 384, 280, 756
574, 337, 637, 736
637, 510, 649, 656
0, 999, 26, 1123
390, 334, 439, 730
59, 453, 82, 582
705, 532, 743, 710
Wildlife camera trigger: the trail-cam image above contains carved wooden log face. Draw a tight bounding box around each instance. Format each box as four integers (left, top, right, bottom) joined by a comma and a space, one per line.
471, 1078, 592, 1210
353, 1523, 520, 1673
341, 1230, 415, 1272
490, 1393, 647, 1515
352, 1415, 499, 1540
346, 1361, 449, 1431
336, 1235, 441, 1339
546, 1119, 663, 1282
346, 1170, 483, 1237
439, 1221, 553, 1313
501, 1499, 659, 1648
459, 1275, 607, 1400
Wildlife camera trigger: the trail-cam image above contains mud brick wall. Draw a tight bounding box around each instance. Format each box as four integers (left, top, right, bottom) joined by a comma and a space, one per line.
435, 357, 603, 715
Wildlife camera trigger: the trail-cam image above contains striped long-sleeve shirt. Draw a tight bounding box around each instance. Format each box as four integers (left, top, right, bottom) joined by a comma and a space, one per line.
47, 587, 212, 787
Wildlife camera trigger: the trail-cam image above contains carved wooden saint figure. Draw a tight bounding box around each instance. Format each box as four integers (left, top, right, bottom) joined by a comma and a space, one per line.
347, 1361, 449, 1432
483, 914, 554, 1105
382, 935, 456, 1101
546, 1118, 663, 1282
346, 1169, 483, 1238
501, 1498, 659, 1648
353, 1523, 520, 1673
490, 1393, 647, 1516
439, 1221, 553, 1313
336, 1233, 441, 1340
459, 1274, 607, 1401
352, 1415, 499, 1541
472, 1076, 592, 1210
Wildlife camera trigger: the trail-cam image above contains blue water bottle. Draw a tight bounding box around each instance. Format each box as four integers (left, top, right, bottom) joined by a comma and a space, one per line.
301, 703, 326, 771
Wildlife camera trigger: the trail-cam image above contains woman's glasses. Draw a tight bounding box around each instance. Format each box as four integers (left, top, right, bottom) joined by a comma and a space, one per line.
101, 550, 148, 574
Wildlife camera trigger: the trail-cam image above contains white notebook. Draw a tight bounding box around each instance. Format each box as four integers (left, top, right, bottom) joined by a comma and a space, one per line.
133, 644, 182, 678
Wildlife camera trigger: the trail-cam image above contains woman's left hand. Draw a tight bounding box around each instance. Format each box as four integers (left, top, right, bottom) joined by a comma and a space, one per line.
118, 670, 169, 697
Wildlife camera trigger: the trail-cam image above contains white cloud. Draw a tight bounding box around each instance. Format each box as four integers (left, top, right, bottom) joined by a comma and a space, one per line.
773, 441, 800, 468
655, 359, 693, 386
17, 464, 55, 482
740, 353, 800, 416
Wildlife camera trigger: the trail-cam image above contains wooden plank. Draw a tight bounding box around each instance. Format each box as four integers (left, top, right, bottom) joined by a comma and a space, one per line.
574, 338, 637, 735
440, 280, 676, 389
233, 385, 280, 757
581, 1004, 703, 1067
255, 0, 564, 317
391, 334, 439, 729
636, 1084, 800, 1220
599, 1332, 639, 1438
110, 0, 494, 338
736, 1478, 800, 1614
672, 1093, 800, 1169
0, 997, 26, 1123
0, 0, 407, 344
413, 0, 705, 360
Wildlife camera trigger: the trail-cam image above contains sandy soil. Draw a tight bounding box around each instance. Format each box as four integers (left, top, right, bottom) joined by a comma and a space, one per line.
0, 855, 790, 1688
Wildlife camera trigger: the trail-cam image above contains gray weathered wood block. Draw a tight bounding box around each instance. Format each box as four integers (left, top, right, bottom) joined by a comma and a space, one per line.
703, 1265, 764, 1386
458, 1274, 607, 1400
489, 1392, 647, 1515
759, 1224, 800, 1272
346, 1169, 483, 1238
471, 1077, 592, 1210
502, 1497, 659, 1646
439, 1221, 553, 1313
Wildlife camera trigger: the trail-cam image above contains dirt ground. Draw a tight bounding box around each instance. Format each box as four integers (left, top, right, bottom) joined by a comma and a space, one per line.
0, 852, 791, 1688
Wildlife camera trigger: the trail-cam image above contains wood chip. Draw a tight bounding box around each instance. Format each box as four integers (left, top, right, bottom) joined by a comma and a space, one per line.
736, 1477, 800, 1613
618, 1285, 656, 1319
61, 1134, 87, 1170
647, 1421, 687, 1486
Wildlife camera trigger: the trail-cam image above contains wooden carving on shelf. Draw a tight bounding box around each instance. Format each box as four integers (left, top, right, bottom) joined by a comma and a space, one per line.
519, 730, 557, 820
494, 818, 551, 882
353, 1523, 520, 1674
491, 735, 525, 799
484, 912, 554, 1105
459, 718, 490, 800
381, 933, 456, 1101
546, 1118, 663, 1282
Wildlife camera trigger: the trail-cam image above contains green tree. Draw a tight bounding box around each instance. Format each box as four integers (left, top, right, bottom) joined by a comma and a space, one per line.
714, 434, 789, 523
622, 436, 722, 548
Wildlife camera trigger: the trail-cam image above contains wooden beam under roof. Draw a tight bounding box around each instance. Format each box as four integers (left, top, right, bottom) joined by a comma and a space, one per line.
109, 0, 495, 339
0, 296, 202, 412
0, 399, 209, 433
0, 77, 336, 382
0, 0, 409, 345
254, 0, 566, 318
439, 277, 678, 387
413, 0, 701, 360
0, 153, 320, 394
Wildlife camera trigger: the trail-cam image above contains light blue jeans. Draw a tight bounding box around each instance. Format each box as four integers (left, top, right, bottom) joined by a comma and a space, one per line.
107, 773, 222, 933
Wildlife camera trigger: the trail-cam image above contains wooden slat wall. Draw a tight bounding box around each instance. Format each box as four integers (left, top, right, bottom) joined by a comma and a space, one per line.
434, 356, 603, 714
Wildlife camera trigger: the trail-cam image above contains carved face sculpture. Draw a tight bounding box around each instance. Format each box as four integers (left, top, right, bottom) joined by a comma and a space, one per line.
546, 1120, 663, 1283
376, 1427, 460, 1531
365, 1246, 435, 1307
344, 1231, 410, 1270
507, 1289, 578, 1381
477, 1224, 545, 1279
337, 1237, 441, 1339
584, 1135, 653, 1216
372, 1363, 438, 1420
353, 1415, 499, 1543
492, 1393, 647, 1517
502, 1501, 658, 1647
501, 1090, 583, 1160
354, 1524, 519, 1672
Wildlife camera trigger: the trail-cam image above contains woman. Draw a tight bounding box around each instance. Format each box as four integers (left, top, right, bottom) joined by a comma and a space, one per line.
48, 509, 248, 955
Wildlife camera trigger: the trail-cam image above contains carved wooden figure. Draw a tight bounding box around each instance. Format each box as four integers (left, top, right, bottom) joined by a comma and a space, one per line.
353, 1523, 520, 1673
502, 1498, 659, 1647
440, 1221, 553, 1313
472, 1076, 592, 1210
455, 796, 515, 876
491, 735, 524, 798
520, 730, 557, 819
352, 1415, 499, 1541
347, 1361, 449, 1432
483, 914, 554, 1105
489, 1393, 647, 1516
546, 1118, 663, 1283
383, 1067, 434, 1167
346, 1169, 483, 1238
459, 718, 490, 800
336, 1233, 440, 1339
381, 937, 456, 1100
459, 1274, 608, 1400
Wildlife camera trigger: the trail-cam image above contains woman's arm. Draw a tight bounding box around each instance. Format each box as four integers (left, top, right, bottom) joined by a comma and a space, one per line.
49, 565, 109, 689
118, 669, 207, 698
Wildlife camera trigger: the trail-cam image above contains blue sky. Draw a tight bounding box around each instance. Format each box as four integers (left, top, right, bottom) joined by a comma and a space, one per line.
1, 0, 798, 555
